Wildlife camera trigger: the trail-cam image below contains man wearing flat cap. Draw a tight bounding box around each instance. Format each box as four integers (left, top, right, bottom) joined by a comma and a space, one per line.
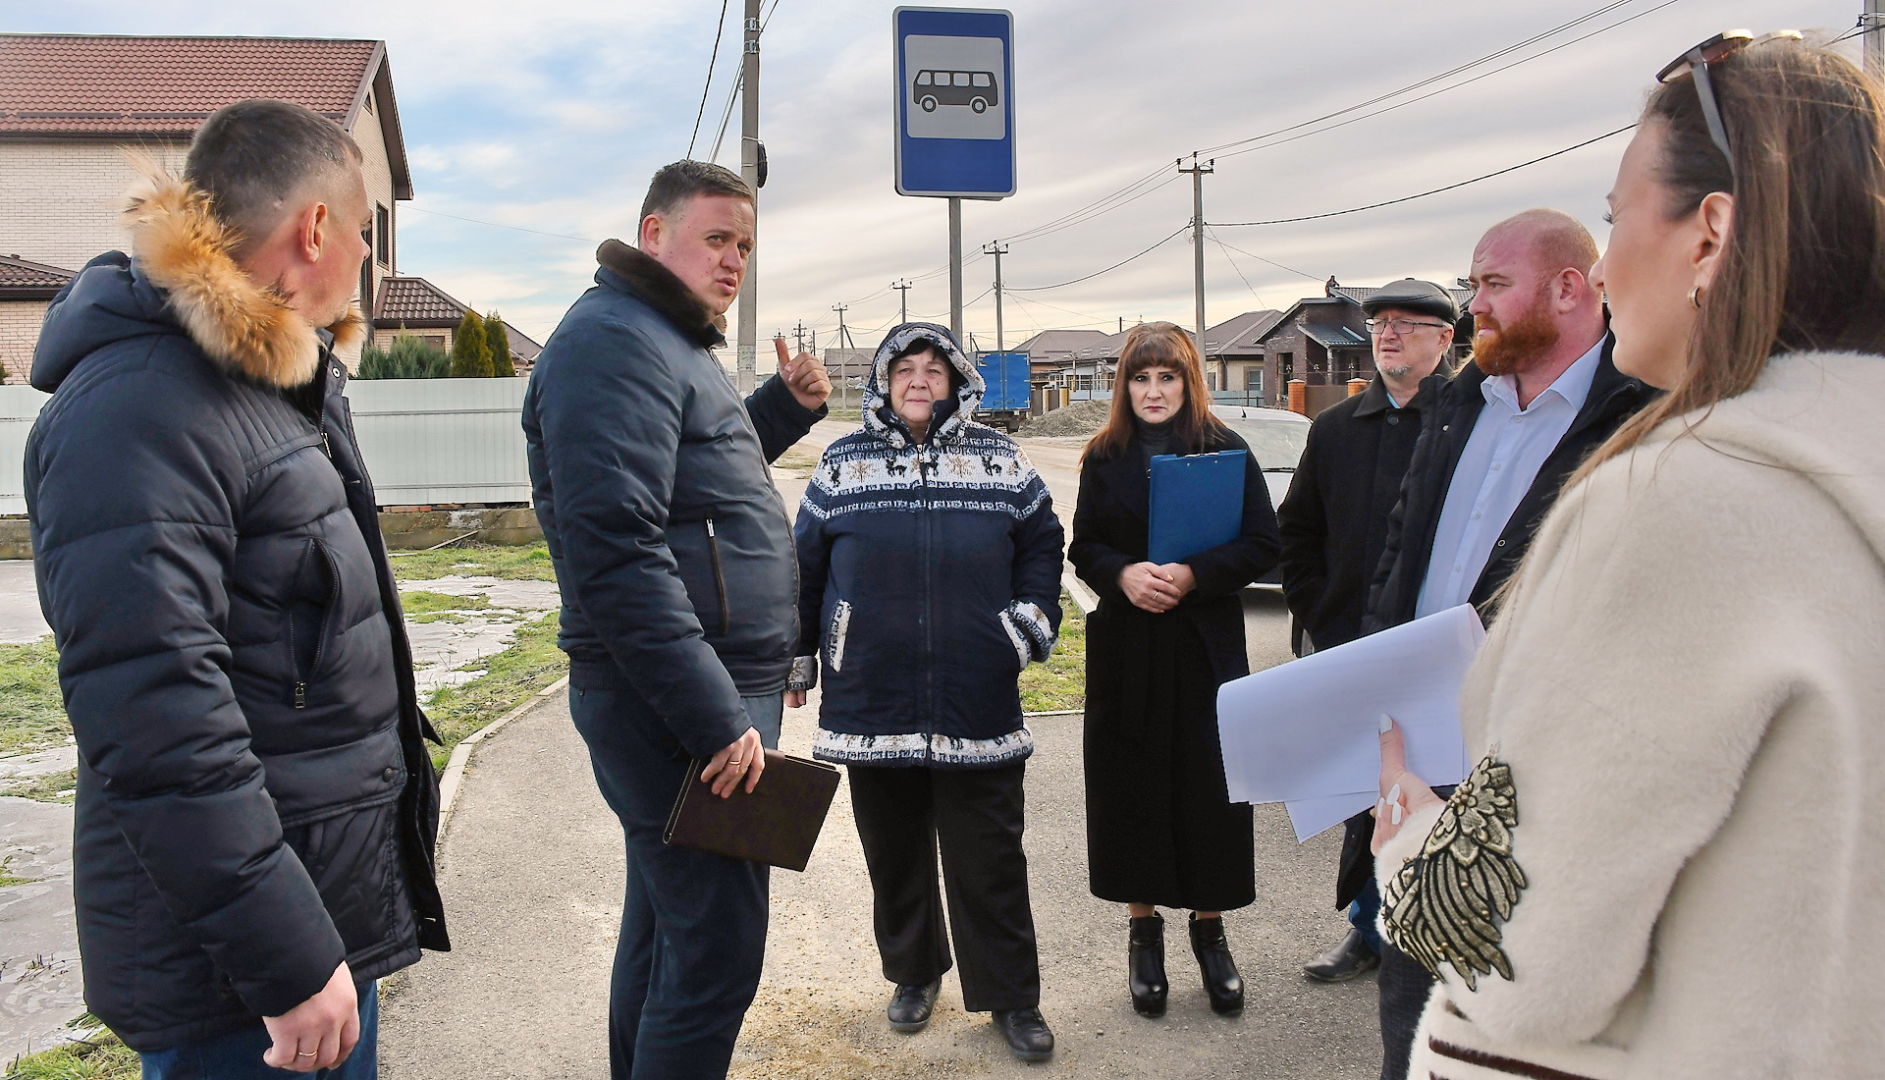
1277, 277, 1457, 987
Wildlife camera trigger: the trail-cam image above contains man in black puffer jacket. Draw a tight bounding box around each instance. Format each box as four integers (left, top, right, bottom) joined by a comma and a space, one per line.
523, 160, 829, 1080
25, 100, 446, 1078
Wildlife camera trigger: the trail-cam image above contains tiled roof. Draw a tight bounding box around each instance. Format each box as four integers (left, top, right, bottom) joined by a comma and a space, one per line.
0, 34, 379, 136
1012, 329, 1107, 357
372, 275, 543, 359
0, 254, 75, 292
1330, 284, 1474, 309
375, 276, 467, 325
1302, 324, 1371, 349
1203, 309, 1285, 354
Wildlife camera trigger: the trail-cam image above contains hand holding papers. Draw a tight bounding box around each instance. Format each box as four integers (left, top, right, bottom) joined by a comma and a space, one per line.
1215, 604, 1484, 840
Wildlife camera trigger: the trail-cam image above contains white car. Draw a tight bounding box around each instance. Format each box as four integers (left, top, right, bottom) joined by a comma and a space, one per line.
1218, 406, 1312, 590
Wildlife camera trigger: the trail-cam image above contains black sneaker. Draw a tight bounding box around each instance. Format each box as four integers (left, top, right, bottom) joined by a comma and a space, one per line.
991, 1007, 1055, 1062
1301, 928, 1381, 983
887, 979, 941, 1033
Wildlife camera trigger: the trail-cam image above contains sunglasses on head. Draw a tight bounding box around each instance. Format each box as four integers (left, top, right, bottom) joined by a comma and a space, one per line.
1657, 29, 1804, 182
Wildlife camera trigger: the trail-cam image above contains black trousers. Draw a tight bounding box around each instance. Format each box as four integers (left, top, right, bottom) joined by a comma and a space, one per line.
847, 762, 1041, 1013
1377, 940, 1434, 1080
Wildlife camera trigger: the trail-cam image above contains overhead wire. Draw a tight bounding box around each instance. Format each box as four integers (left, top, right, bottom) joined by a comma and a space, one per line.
686, 0, 733, 159
1206, 232, 1323, 282
1211, 124, 1636, 227
1007, 224, 1189, 292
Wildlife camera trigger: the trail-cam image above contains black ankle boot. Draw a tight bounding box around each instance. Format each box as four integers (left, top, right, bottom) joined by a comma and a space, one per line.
1189, 914, 1244, 1016
1127, 914, 1168, 1017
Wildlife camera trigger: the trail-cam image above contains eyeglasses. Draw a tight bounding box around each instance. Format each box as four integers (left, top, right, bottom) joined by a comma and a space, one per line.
1657, 29, 1802, 181
1365, 317, 1449, 336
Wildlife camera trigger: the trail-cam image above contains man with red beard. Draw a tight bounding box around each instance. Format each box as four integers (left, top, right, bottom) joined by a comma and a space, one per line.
1359, 208, 1653, 1080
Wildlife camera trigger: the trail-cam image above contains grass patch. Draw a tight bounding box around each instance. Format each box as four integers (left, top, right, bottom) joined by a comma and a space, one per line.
0, 640, 67, 757
771, 446, 822, 480
421, 611, 566, 771
1019, 590, 1086, 714
823, 405, 863, 424
398, 591, 498, 626
3, 1019, 138, 1079
0, 768, 76, 805
0, 855, 36, 888
389, 541, 555, 583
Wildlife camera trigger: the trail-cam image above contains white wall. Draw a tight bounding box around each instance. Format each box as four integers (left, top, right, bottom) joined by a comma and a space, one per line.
1, 378, 532, 515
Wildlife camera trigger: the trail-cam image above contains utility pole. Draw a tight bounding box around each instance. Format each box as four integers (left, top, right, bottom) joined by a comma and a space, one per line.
792, 319, 806, 354
1868, 0, 1884, 77
734, 0, 762, 393
982, 242, 1009, 351
832, 304, 852, 349
892, 279, 912, 324
1179, 154, 1215, 386
831, 305, 853, 413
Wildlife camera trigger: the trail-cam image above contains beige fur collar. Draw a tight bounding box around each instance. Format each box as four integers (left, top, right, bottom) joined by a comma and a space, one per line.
121, 157, 364, 389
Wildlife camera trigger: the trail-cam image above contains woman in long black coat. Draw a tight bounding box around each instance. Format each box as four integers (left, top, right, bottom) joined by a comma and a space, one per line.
1070, 322, 1281, 1019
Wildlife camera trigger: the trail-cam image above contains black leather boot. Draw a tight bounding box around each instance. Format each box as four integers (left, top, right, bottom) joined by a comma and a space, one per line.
1189, 914, 1244, 1016
1128, 914, 1168, 1017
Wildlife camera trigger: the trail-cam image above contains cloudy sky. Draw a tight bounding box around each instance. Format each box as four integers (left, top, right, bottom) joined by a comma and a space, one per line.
18, 0, 1863, 360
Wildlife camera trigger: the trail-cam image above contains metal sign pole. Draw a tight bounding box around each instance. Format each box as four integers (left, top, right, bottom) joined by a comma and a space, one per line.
949, 197, 964, 346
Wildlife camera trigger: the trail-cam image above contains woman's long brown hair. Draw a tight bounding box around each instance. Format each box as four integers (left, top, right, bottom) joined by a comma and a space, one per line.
1083, 322, 1227, 463
1574, 35, 1885, 484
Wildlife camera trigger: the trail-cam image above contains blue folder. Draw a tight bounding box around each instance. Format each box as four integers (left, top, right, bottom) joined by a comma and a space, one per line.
1147, 450, 1247, 564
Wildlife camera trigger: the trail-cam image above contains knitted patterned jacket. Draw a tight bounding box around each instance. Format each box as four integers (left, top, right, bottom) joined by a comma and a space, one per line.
791, 322, 1064, 767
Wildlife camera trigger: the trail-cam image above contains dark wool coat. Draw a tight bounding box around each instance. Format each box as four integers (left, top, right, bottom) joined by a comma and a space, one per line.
24, 167, 447, 1052
1070, 426, 1281, 910
1337, 334, 1652, 911
792, 323, 1064, 768
523, 240, 825, 758
1277, 376, 1435, 654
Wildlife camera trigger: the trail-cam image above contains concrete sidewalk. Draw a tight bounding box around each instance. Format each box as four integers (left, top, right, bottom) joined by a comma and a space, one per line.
379, 687, 1380, 1079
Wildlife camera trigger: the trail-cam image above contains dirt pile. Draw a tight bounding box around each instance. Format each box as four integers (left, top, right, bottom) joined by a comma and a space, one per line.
1017, 399, 1110, 439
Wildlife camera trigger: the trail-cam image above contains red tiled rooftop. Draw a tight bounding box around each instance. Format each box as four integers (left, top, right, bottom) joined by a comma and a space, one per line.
375, 276, 469, 325
0, 254, 75, 290
0, 34, 379, 136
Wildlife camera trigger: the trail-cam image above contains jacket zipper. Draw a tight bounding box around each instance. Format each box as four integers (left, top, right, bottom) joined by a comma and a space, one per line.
919, 446, 935, 761
705, 517, 731, 636
293, 539, 343, 709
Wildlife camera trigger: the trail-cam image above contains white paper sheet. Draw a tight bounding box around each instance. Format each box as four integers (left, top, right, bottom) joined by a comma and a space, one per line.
1216, 604, 1483, 820
1282, 790, 1378, 843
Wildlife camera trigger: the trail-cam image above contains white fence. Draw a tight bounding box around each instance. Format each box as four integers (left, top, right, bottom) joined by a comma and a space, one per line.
1, 378, 532, 515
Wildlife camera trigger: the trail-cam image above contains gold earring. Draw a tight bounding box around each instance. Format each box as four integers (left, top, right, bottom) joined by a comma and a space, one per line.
1688, 286, 1703, 310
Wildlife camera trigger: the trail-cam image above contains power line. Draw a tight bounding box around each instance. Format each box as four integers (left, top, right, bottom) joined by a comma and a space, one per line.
687, 0, 733, 159
1212, 0, 1684, 163
1210, 124, 1636, 228
406, 205, 588, 242
1207, 230, 1323, 282
1206, 228, 1268, 306
1007, 224, 1189, 292
1198, 0, 1648, 158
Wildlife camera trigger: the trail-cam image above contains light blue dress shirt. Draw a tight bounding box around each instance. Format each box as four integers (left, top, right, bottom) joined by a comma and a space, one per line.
1413, 338, 1605, 619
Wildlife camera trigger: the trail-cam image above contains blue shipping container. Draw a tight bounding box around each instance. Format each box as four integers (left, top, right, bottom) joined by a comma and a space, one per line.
976, 352, 1031, 414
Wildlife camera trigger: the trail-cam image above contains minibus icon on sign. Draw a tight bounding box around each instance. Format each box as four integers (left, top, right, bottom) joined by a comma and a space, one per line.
913, 69, 999, 113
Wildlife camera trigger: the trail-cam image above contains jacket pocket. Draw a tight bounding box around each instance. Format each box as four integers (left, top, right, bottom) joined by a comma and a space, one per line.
285, 538, 342, 710
996, 608, 1030, 672
285, 794, 403, 955
826, 599, 852, 674
704, 517, 731, 636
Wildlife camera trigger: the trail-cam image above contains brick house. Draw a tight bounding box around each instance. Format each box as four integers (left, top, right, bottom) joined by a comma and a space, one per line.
1202, 309, 1285, 398
0, 33, 476, 382
373, 276, 543, 375
1247, 278, 1475, 415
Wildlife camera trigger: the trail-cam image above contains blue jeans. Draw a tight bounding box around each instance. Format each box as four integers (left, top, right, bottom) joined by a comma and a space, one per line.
139, 980, 378, 1079
1346, 876, 1383, 955
570, 686, 781, 1080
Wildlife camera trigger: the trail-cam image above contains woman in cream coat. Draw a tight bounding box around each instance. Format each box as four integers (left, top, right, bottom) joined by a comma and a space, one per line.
1371, 33, 1885, 1080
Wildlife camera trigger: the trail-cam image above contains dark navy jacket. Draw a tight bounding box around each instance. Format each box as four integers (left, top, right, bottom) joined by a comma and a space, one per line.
791, 323, 1064, 768
25, 200, 445, 1050
523, 240, 824, 757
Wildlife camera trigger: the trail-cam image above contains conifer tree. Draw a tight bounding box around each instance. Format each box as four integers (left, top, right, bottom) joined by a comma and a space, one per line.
450, 310, 492, 378
484, 311, 514, 376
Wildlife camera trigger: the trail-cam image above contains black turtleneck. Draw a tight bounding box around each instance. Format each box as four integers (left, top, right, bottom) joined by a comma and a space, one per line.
1134, 414, 1178, 472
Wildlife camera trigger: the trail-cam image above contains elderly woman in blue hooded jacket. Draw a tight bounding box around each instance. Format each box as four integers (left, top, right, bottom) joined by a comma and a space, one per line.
787, 323, 1065, 1063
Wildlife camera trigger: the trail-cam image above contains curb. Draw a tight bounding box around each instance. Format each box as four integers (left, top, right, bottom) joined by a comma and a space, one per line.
436, 674, 569, 830
1061, 568, 1098, 616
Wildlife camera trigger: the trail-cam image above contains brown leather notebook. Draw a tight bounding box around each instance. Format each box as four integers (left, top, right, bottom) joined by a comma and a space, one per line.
663, 750, 841, 872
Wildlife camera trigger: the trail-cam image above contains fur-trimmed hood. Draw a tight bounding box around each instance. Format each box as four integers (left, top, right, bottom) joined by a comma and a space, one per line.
595, 238, 727, 347
861, 321, 986, 449
32, 160, 363, 393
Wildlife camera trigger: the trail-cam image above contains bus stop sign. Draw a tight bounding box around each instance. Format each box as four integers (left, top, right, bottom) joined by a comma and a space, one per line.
893, 7, 1016, 199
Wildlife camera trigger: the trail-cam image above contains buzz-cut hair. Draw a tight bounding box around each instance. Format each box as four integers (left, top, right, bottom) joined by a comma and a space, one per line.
184, 99, 363, 255
639, 160, 754, 225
